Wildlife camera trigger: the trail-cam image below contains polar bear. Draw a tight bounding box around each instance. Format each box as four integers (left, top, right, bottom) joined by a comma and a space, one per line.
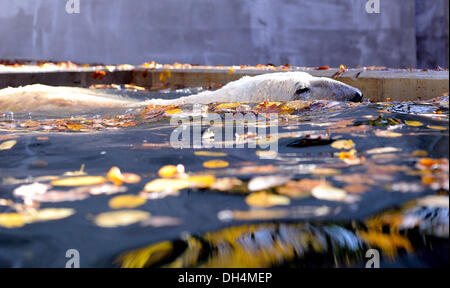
0, 72, 362, 113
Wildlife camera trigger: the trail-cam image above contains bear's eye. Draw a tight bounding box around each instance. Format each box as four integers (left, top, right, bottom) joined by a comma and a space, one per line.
295, 87, 310, 95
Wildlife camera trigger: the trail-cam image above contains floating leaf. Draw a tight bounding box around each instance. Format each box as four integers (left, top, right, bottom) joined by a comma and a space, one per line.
143, 175, 215, 193
331, 140, 355, 150
214, 103, 242, 110
158, 165, 179, 178
109, 195, 147, 209
412, 150, 428, 157
374, 130, 402, 138
427, 125, 447, 130
51, 176, 107, 186
13, 182, 50, 198
94, 210, 150, 228
310, 168, 341, 176
165, 108, 182, 115
0, 140, 17, 150
23, 208, 75, 223
248, 175, 291, 192
194, 151, 227, 157
107, 166, 141, 185
210, 177, 244, 192
405, 121, 423, 127
311, 185, 347, 201
366, 147, 401, 154
255, 150, 277, 159
276, 179, 325, 198
0, 213, 26, 228
140, 216, 181, 227
245, 191, 290, 207
343, 184, 370, 194
203, 160, 229, 169
63, 164, 87, 176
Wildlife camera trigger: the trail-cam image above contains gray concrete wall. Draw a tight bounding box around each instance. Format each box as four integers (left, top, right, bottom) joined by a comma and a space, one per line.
0, 0, 447, 68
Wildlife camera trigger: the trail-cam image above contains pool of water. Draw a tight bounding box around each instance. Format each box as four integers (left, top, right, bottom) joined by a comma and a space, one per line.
0, 88, 448, 267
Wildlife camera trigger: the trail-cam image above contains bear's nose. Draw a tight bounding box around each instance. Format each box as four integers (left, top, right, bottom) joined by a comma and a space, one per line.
350, 90, 363, 102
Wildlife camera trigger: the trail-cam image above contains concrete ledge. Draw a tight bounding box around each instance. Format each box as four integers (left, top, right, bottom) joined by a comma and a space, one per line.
1, 66, 448, 102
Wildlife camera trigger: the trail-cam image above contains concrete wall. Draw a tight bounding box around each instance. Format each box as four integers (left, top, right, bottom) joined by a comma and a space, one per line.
0, 0, 447, 68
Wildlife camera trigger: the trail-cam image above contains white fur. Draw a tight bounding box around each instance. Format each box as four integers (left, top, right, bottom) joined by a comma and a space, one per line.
0, 72, 361, 113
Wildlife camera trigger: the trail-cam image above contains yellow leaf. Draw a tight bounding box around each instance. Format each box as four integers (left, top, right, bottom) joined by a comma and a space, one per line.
245, 191, 290, 207
366, 147, 401, 154
228, 67, 235, 74
0, 213, 26, 228
67, 124, 83, 131
405, 121, 423, 127
23, 208, 75, 223
194, 151, 227, 157
256, 150, 278, 159
165, 108, 182, 115
311, 185, 347, 201
374, 130, 402, 138
109, 195, 147, 209
427, 125, 447, 130
51, 176, 107, 186
203, 160, 229, 169
0, 140, 17, 151
106, 166, 141, 186
158, 165, 179, 178
94, 210, 150, 228
187, 175, 216, 188
331, 139, 355, 150
215, 103, 241, 110
143, 175, 216, 193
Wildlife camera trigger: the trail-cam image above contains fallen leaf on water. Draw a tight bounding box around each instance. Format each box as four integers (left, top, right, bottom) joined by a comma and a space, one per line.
427, 125, 447, 130
0, 140, 17, 150
210, 177, 244, 192
51, 176, 107, 186
248, 175, 291, 192
22, 208, 75, 223
405, 121, 423, 127
94, 210, 150, 228
311, 185, 347, 201
214, 103, 242, 110
158, 164, 185, 178
366, 147, 401, 154
140, 216, 181, 227
245, 191, 290, 208
88, 184, 128, 195
343, 184, 370, 194
107, 166, 141, 186
13, 182, 50, 198
331, 140, 355, 150
256, 150, 278, 159
203, 160, 229, 169
143, 175, 216, 193
63, 164, 87, 176
337, 149, 361, 165
277, 179, 326, 198
412, 150, 428, 157
374, 130, 402, 138
165, 108, 182, 115
310, 168, 341, 177
109, 195, 147, 209
194, 151, 227, 157
0, 213, 26, 228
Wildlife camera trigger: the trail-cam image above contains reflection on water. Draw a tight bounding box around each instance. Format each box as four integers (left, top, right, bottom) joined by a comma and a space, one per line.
115, 195, 448, 268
